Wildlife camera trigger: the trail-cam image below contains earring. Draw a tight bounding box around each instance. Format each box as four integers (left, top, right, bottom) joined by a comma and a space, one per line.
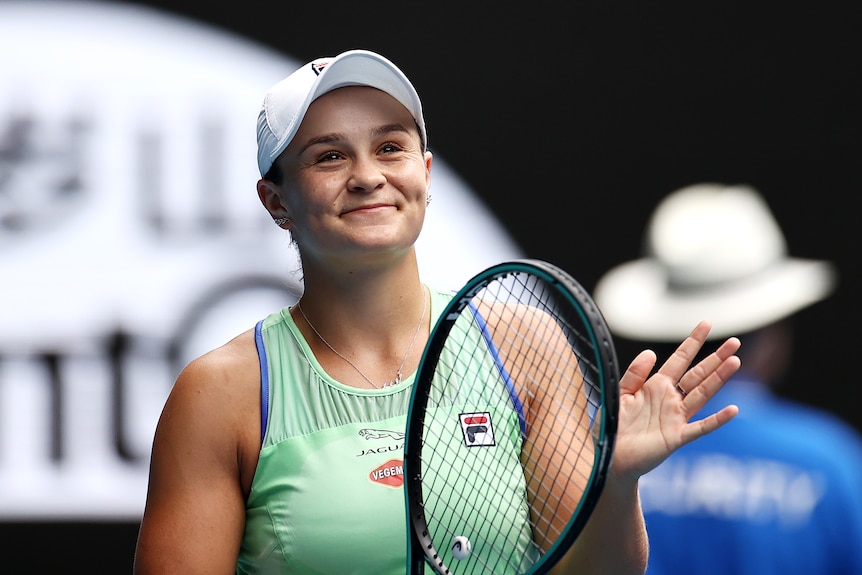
425, 194, 433, 206
274, 217, 290, 226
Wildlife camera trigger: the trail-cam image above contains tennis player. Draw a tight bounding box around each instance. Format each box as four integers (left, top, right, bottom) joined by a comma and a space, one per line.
133, 49, 742, 575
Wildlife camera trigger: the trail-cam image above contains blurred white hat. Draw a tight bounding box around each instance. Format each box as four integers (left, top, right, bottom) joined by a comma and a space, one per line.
593, 183, 837, 341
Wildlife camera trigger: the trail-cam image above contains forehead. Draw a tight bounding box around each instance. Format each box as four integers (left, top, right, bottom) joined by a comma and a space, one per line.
299, 85, 417, 134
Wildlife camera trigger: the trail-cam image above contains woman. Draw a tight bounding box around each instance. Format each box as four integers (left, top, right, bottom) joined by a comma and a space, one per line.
133, 49, 741, 574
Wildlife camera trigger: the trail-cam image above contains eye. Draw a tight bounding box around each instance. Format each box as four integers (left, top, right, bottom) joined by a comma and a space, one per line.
379, 142, 403, 154
315, 150, 344, 163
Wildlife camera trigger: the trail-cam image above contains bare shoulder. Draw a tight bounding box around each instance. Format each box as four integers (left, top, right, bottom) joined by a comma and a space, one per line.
475, 299, 555, 339
158, 328, 261, 456
136, 328, 261, 573
177, 327, 259, 405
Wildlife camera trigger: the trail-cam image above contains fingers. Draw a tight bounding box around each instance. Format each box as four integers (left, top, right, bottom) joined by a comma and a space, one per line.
656, 320, 742, 404
655, 320, 713, 380
682, 352, 741, 413
619, 348, 658, 395
681, 404, 740, 445
677, 336, 741, 400
619, 320, 742, 407
666, 323, 742, 447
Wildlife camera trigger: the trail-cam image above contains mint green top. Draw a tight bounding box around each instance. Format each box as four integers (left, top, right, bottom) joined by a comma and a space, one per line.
236, 285, 536, 574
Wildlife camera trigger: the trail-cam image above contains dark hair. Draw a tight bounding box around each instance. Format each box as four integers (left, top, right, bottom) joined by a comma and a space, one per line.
415, 120, 427, 152
264, 163, 282, 185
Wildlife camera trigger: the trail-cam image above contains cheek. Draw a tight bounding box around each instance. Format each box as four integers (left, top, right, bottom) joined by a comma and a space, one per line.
291, 176, 342, 210
392, 162, 430, 197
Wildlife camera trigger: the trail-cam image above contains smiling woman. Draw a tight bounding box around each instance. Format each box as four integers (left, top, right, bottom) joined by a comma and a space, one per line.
131, 47, 741, 575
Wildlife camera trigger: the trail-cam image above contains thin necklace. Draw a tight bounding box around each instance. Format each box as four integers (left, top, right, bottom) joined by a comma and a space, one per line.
296, 287, 427, 389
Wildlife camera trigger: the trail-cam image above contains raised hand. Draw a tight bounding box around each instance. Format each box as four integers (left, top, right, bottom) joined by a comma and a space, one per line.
610, 320, 741, 480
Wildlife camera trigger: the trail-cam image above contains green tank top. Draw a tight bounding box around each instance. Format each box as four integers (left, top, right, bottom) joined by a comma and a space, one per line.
236, 285, 536, 574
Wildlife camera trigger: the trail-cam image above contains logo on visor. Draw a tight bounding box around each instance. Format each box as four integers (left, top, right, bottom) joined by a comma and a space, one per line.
311, 61, 331, 76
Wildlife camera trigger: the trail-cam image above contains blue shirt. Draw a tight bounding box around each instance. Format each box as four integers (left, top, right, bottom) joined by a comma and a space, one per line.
640, 373, 862, 575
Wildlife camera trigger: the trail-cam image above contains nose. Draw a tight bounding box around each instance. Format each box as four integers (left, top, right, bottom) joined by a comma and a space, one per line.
346, 155, 386, 192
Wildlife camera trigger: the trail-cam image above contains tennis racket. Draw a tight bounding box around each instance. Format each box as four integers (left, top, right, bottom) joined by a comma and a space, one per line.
404, 259, 619, 575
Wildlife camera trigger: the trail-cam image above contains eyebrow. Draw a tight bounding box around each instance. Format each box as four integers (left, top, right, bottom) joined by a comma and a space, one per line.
373, 123, 413, 140
295, 133, 342, 155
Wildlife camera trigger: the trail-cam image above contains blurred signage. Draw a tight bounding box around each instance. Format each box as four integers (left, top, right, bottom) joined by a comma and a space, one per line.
0, 1, 522, 519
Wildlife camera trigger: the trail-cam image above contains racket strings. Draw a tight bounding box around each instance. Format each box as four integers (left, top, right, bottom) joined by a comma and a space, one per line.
519, 315, 597, 554
418, 271, 604, 574
423, 316, 524, 573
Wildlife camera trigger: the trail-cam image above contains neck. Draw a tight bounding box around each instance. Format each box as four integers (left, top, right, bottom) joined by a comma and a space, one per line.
292, 278, 430, 389
298, 252, 424, 327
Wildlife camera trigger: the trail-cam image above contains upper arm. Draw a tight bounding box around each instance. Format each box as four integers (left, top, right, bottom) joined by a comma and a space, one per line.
501, 304, 646, 574
133, 333, 260, 575
483, 302, 595, 551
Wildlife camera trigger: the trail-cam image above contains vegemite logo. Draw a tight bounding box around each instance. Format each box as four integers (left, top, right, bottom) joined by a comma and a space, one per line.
459, 412, 495, 446
369, 459, 404, 488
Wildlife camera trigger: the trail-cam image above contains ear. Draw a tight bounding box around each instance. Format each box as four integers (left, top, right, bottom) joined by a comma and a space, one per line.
424, 150, 433, 187
257, 179, 290, 223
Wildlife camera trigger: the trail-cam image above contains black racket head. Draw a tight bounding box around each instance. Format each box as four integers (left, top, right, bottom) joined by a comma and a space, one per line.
404, 259, 619, 575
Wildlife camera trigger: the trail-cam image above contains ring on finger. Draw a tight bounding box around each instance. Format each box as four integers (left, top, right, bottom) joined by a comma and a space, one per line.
675, 383, 688, 397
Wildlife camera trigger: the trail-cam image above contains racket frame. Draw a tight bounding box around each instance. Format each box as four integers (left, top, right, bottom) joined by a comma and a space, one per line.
404, 259, 620, 575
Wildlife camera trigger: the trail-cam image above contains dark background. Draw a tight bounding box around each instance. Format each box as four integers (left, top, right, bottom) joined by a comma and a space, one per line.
7, 0, 859, 571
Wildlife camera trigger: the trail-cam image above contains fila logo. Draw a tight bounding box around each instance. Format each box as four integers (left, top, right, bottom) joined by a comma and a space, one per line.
459, 412, 495, 447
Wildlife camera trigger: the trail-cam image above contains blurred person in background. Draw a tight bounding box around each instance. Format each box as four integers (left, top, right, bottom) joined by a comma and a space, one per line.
593, 183, 862, 575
